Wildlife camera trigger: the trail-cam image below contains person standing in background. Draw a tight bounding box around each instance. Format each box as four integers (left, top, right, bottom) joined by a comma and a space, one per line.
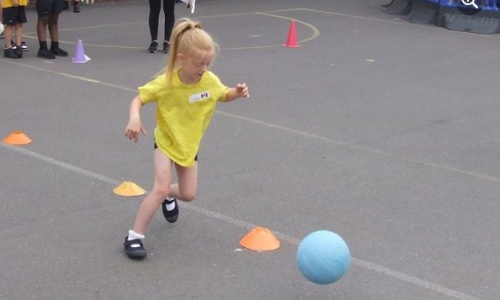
147, 0, 174, 54
2, 0, 28, 58
36, 0, 68, 59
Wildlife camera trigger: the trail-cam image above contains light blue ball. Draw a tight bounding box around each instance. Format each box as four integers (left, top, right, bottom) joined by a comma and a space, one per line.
297, 230, 350, 285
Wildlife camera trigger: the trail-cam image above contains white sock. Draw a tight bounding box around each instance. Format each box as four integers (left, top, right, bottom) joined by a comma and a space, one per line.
128, 230, 145, 242
166, 200, 176, 211
166, 196, 175, 201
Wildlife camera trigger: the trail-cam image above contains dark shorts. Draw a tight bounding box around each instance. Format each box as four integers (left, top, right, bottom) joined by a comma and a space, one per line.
2, 7, 28, 26
36, 0, 64, 17
154, 141, 198, 161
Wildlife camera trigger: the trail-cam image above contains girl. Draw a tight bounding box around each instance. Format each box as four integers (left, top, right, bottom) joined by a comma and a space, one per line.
123, 18, 250, 259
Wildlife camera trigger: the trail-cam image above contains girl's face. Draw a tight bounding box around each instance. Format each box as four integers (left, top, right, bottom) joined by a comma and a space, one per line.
178, 49, 215, 84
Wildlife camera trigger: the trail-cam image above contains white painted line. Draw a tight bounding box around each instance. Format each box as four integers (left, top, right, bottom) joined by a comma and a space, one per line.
1, 143, 120, 186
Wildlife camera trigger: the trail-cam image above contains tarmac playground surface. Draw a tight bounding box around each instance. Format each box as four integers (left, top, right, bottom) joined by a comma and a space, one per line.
1, 0, 500, 299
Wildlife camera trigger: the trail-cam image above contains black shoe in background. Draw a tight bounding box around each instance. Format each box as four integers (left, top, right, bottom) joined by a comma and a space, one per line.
38, 48, 56, 59
14, 46, 22, 58
148, 41, 158, 53
51, 47, 68, 57
4, 47, 19, 59
162, 41, 170, 54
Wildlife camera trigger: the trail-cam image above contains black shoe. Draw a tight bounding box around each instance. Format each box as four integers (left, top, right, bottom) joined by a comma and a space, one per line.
74, 3, 80, 13
162, 41, 170, 54
38, 48, 56, 59
4, 47, 19, 59
14, 46, 22, 58
148, 41, 158, 53
162, 198, 179, 223
63, 0, 70, 10
124, 237, 147, 259
51, 47, 68, 57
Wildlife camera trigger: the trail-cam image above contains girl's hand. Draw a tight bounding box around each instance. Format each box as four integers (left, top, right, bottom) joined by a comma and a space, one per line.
225, 84, 250, 102
124, 116, 147, 142
236, 83, 249, 98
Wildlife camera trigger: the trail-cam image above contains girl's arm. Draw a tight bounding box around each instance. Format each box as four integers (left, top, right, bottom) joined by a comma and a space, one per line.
225, 83, 250, 102
124, 96, 147, 142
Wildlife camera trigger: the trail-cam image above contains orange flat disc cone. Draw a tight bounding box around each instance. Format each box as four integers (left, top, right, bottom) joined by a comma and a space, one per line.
240, 227, 280, 251
113, 181, 146, 196
2, 131, 32, 145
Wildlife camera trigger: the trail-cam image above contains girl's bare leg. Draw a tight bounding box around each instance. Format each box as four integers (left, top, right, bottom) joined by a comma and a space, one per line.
169, 162, 198, 201
132, 149, 173, 234
15, 24, 22, 46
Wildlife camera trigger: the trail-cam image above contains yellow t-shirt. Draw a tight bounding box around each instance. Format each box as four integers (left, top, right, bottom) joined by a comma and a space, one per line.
2, 0, 29, 8
138, 69, 228, 167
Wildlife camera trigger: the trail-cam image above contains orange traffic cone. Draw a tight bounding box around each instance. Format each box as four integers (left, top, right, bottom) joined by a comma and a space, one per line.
2, 131, 32, 145
113, 181, 146, 196
240, 227, 280, 251
283, 20, 300, 48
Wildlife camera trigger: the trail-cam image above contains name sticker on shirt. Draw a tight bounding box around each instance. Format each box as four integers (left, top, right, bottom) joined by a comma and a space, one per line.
189, 91, 210, 103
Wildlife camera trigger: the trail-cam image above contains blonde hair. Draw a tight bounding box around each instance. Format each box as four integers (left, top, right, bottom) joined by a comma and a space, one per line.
162, 18, 219, 83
